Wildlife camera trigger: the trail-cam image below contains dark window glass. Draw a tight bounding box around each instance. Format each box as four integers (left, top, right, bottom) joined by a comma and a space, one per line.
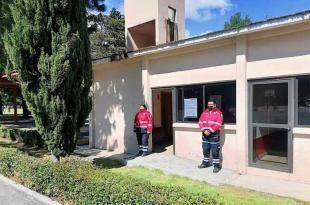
182, 85, 203, 122
167, 7, 177, 42
205, 83, 236, 123
253, 83, 288, 124
298, 77, 310, 125
177, 88, 183, 121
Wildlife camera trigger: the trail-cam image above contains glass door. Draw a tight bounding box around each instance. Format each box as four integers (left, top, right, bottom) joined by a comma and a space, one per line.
249, 79, 293, 172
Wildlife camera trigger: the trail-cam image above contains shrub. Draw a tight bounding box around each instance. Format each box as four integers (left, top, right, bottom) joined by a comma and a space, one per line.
0, 147, 217, 205
0, 126, 44, 147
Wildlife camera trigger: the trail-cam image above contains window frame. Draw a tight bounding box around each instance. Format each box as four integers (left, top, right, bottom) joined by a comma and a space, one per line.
176, 81, 237, 124
295, 76, 310, 127
168, 6, 176, 23
248, 78, 294, 173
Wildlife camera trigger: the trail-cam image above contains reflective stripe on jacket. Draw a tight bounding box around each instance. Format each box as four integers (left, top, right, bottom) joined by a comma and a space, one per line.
198, 108, 223, 133
134, 110, 153, 133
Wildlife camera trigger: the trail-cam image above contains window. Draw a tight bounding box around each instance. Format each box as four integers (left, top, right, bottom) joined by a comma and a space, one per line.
298, 76, 310, 126
205, 83, 236, 123
177, 85, 203, 122
252, 83, 288, 124
177, 82, 236, 123
168, 7, 176, 23
167, 7, 178, 42
177, 88, 183, 121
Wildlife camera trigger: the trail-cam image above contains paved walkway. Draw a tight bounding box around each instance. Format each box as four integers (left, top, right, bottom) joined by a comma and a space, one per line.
75, 146, 310, 202
0, 175, 60, 205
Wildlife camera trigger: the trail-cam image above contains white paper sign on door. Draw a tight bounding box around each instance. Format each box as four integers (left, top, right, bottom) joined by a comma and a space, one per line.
184, 98, 197, 118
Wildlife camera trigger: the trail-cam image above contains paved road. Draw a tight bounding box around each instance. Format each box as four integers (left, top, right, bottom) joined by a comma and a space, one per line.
0, 176, 59, 205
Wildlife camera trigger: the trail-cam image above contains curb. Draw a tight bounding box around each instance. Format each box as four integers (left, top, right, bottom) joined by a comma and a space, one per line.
0, 175, 62, 205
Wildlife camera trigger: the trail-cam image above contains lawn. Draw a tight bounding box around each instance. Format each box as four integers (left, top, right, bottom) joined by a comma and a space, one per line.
94, 158, 308, 205
0, 137, 308, 205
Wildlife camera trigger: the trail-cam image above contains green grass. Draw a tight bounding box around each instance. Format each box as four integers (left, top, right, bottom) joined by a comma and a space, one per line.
94, 159, 308, 205
0, 137, 307, 205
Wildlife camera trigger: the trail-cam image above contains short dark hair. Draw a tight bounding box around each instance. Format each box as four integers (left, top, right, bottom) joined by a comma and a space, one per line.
207, 98, 217, 105
140, 104, 147, 109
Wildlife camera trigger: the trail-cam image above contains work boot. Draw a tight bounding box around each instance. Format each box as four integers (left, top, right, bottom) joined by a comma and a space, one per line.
198, 163, 211, 169
136, 151, 142, 157
213, 167, 221, 173
141, 152, 149, 157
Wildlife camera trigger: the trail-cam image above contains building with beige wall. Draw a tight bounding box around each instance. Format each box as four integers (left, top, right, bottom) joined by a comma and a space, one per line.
91, 4, 310, 184
125, 0, 185, 51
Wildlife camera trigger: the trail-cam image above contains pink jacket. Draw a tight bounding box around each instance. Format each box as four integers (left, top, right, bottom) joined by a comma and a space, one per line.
198, 108, 223, 133
134, 110, 153, 133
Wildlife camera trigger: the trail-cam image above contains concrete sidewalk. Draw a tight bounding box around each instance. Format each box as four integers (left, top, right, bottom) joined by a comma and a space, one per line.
75, 146, 310, 202
0, 175, 61, 205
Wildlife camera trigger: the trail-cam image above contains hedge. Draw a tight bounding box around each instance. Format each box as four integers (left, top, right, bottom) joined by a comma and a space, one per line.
0, 147, 217, 205
0, 126, 44, 147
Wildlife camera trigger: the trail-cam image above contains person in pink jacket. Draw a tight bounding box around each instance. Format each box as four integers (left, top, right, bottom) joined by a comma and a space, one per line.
198, 99, 223, 173
134, 105, 153, 156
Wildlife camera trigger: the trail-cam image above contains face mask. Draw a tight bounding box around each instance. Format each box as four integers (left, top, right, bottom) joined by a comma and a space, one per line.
207, 106, 214, 111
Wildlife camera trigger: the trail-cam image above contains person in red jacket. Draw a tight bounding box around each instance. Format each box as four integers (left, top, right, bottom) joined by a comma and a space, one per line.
198, 99, 223, 173
134, 105, 153, 157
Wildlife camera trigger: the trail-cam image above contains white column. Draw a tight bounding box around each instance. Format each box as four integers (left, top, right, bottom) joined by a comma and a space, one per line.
142, 56, 153, 151
236, 36, 248, 174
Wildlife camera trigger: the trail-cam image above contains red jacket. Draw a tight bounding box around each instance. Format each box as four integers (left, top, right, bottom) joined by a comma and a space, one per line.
134, 110, 153, 133
198, 108, 223, 133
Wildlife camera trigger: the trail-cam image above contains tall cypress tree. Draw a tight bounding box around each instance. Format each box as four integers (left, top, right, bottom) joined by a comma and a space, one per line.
0, 0, 12, 72
4, 0, 92, 160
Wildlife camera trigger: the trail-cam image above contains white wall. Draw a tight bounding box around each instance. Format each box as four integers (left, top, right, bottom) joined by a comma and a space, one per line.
149, 43, 236, 87
157, 0, 185, 43
174, 124, 238, 170
92, 60, 143, 154
125, 0, 185, 50
247, 29, 310, 79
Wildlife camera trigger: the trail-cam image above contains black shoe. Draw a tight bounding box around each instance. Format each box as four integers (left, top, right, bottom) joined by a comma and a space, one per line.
198, 163, 211, 169
213, 167, 221, 173
141, 152, 149, 157
136, 152, 142, 157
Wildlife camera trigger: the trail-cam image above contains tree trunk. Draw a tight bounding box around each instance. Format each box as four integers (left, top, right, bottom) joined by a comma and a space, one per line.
0, 95, 3, 115
22, 98, 29, 119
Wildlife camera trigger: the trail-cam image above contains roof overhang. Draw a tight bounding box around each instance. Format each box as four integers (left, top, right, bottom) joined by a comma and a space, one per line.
93, 10, 310, 65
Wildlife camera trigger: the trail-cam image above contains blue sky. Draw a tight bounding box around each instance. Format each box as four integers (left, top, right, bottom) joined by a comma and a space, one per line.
103, 0, 310, 37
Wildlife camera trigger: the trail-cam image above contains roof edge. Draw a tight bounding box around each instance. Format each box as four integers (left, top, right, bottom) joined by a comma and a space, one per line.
93, 10, 310, 65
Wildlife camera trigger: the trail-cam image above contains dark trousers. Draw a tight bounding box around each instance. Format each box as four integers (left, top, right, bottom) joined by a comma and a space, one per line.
202, 133, 221, 168
136, 132, 149, 153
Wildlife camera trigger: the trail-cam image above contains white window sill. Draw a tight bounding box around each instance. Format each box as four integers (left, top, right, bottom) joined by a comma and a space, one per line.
173, 123, 236, 130
293, 127, 310, 136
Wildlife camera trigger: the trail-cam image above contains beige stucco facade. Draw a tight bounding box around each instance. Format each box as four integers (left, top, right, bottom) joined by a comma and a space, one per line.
125, 0, 185, 51
91, 15, 310, 184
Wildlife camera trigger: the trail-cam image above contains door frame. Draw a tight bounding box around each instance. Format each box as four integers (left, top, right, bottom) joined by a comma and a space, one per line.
151, 87, 175, 155
248, 78, 294, 173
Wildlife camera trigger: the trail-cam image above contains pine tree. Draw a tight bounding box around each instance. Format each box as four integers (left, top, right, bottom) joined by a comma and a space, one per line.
224, 12, 252, 30
4, 0, 92, 160
0, 0, 12, 72
89, 8, 126, 60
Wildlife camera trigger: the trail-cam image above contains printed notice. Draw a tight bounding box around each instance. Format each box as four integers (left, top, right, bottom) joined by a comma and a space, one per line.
184, 98, 198, 118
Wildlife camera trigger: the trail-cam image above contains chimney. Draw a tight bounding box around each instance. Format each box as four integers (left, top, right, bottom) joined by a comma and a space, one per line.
125, 0, 185, 51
